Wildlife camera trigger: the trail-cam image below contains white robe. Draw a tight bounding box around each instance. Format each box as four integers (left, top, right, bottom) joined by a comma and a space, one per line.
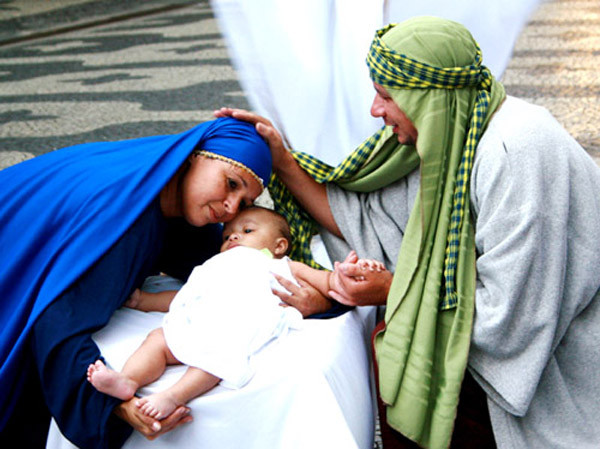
163, 246, 302, 389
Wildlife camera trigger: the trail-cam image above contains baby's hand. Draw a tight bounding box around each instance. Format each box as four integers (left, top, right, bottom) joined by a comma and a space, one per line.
123, 288, 142, 309
355, 258, 386, 280
327, 251, 392, 307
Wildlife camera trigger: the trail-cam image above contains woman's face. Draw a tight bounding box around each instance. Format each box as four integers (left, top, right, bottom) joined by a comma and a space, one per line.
179, 154, 263, 227
370, 82, 418, 145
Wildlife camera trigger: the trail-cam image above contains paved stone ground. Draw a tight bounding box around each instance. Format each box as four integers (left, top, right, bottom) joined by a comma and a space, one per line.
0, 0, 597, 448
1, 0, 598, 170
502, 0, 600, 165
0, 0, 250, 167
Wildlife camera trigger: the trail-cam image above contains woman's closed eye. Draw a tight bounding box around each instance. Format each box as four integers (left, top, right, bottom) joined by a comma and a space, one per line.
228, 178, 238, 190
227, 177, 249, 209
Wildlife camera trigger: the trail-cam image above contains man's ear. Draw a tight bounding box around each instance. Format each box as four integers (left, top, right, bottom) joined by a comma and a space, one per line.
273, 237, 289, 258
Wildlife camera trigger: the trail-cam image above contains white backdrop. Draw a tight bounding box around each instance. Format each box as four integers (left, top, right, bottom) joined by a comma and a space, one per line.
212, 0, 541, 165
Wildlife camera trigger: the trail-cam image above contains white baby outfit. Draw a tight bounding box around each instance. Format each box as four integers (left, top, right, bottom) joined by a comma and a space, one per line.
162, 246, 303, 389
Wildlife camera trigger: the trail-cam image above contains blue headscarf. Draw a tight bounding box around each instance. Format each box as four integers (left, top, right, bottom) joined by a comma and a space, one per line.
0, 117, 271, 428
199, 117, 271, 187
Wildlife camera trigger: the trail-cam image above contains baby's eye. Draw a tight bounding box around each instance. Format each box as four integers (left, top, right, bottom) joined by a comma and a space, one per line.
222, 234, 229, 241
244, 228, 253, 234
228, 178, 238, 189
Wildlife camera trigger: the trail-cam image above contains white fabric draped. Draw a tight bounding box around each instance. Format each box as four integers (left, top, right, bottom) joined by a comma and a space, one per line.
162, 247, 303, 389
211, 0, 540, 166
47, 306, 377, 449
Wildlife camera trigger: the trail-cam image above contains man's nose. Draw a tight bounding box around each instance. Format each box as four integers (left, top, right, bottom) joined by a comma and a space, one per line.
370, 93, 384, 117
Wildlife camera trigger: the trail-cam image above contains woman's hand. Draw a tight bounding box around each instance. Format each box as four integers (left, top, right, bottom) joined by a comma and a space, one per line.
114, 398, 192, 440
123, 288, 142, 309
271, 273, 333, 317
213, 108, 292, 173
328, 251, 392, 307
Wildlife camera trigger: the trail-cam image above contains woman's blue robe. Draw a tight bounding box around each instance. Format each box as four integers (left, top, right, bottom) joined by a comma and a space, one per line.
0, 120, 229, 447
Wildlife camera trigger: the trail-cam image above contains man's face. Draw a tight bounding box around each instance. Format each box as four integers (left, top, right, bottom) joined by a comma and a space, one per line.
370, 82, 418, 145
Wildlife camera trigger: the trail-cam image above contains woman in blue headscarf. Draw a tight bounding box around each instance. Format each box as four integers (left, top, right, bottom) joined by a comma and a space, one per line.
0, 117, 272, 448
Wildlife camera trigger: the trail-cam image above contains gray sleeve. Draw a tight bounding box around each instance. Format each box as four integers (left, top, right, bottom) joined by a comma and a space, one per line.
468, 99, 600, 417
318, 169, 420, 271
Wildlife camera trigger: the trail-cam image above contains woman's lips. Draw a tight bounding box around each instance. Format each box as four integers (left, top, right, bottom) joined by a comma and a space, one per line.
209, 206, 221, 222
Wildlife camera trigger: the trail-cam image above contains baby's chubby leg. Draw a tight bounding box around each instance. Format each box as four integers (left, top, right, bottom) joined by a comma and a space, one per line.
87, 360, 138, 400
136, 367, 220, 420
87, 327, 177, 401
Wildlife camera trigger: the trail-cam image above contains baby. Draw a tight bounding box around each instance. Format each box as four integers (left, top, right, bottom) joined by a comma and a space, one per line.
86, 206, 340, 419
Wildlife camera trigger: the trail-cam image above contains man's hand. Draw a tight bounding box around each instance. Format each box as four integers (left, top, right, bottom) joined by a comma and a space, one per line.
328, 251, 392, 306
213, 107, 292, 173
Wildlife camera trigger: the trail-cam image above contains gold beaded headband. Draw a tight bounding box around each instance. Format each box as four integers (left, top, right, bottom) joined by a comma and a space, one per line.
193, 150, 264, 191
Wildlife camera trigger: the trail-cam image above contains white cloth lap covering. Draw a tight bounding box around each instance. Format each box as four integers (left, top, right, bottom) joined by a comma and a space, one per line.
46, 248, 377, 448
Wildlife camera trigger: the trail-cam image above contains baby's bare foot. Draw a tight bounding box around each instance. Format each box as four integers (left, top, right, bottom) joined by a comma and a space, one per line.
135, 392, 181, 420
87, 360, 137, 400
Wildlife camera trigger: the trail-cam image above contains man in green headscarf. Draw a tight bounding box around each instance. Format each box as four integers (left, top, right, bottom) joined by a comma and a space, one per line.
217, 16, 600, 449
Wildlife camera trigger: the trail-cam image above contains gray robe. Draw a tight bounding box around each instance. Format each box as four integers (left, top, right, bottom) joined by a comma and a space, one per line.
320, 96, 600, 448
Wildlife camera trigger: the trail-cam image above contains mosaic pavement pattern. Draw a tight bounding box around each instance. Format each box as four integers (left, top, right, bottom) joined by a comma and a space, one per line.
0, 0, 598, 169
0, 0, 250, 167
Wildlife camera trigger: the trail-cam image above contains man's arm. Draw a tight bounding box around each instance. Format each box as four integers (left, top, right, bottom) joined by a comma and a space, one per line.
214, 107, 342, 237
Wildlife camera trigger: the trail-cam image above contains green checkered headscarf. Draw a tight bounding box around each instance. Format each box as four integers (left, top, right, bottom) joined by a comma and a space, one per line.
269, 16, 505, 449
368, 18, 505, 449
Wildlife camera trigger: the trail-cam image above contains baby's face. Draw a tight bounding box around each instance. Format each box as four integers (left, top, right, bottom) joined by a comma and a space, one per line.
221, 209, 282, 255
